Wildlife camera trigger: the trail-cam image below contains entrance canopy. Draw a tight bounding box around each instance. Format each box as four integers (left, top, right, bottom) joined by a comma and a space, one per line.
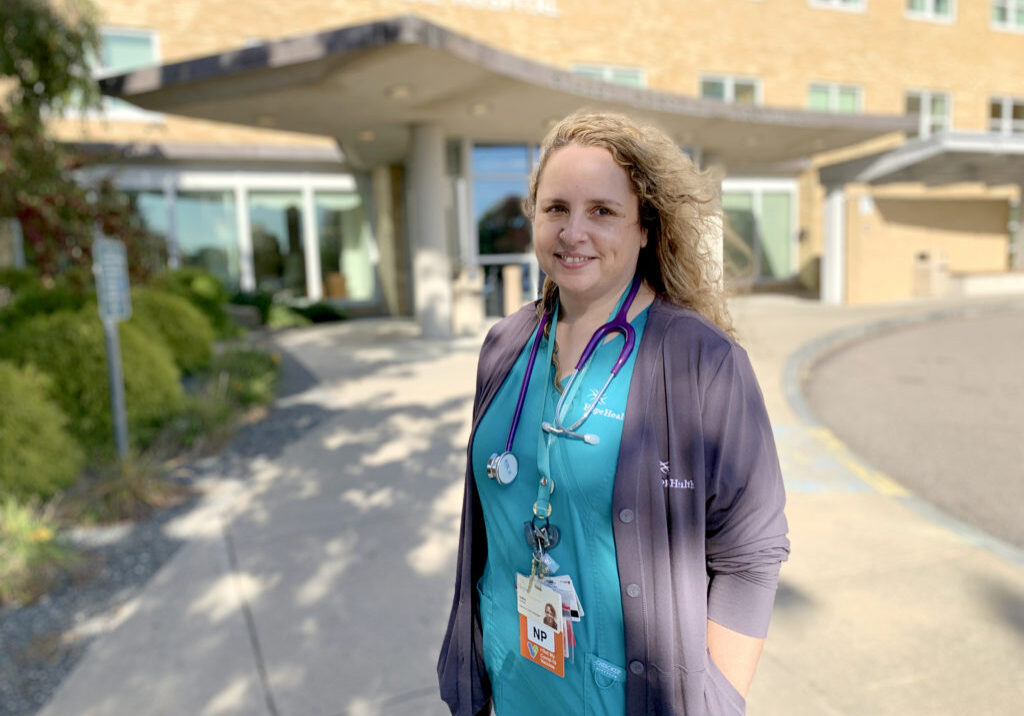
100, 15, 913, 170
819, 131, 1024, 186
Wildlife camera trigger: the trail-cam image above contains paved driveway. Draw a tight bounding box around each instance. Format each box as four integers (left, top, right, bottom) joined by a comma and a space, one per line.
804, 306, 1024, 549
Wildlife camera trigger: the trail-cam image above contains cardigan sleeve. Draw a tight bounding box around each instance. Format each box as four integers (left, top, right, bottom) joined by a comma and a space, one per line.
701, 342, 790, 639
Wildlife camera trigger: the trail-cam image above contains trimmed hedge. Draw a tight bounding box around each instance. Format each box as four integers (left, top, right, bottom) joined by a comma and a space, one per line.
129, 287, 213, 374
0, 309, 183, 454
151, 268, 237, 338
0, 362, 84, 500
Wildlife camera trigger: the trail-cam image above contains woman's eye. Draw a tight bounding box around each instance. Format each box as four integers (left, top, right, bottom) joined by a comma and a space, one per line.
545, 205, 567, 214
593, 206, 613, 216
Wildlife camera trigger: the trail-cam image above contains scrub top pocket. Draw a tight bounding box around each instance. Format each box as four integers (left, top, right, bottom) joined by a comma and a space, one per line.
583, 653, 626, 716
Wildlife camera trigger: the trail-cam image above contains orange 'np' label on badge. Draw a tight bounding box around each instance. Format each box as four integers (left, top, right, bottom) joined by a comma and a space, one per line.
519, 614, 564, 677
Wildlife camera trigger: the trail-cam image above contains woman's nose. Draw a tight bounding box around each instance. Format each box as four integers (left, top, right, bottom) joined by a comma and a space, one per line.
559, 213, 587, 243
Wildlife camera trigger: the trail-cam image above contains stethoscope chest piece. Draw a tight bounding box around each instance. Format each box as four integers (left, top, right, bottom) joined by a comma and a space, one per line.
487, 451, 519, 485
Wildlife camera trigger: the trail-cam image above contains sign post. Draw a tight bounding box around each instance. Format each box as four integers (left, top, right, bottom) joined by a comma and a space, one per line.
93, 235, 132, 461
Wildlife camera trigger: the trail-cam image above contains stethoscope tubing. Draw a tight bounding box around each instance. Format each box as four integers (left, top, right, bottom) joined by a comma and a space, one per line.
506, 272, 641, 450
504, 309, 551, 453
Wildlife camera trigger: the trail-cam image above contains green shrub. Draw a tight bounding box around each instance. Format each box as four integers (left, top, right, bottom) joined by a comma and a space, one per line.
0, 309, 184, 454
0, 267, 40, 294
292, 301, 348, 323
231, 290, 274, 324
0, 496, 79, 606
151, 267, 237, 338
265, 304, 311, 329
129, 287, 213, 374
0, 280, 93, 329
209, 348, 280, 406
0, 362, 84, 500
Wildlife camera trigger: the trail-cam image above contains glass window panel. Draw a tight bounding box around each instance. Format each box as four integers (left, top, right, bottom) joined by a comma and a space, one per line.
1012, 101, 1024, 120
573, 65, 605, 81
908, 0, 925, 10
610, 68, 643, 87
934, 0, 951, 14
125, 190, 168, 239
175, 191, 240, 293
990, 99, 1005, 120
701, 79, 726, 100
475, 179, 530, 255
734, 82, 758, 105
837, 88, 860, 113
316, 191, 376, 302
760, 192, 793, 280
905, 93, 922, 115
930, 94, 948, 117
101, 32, 156, 72
722, 192, 756, 282
472, 145, 530, 175
808, 85, 831, 111
249, 191, 306, 298
993, 2, 1007, 23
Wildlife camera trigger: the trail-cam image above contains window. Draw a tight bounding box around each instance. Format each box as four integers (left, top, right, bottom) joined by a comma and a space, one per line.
990, 96, 1024, 134
572, 64, 646, 88
316, 192, 376, 301
905, 90, 952, 138
992, 0, 1024, 30
174, 191, 241, 293
907, 0, 955, 21
249, 191, 307, 299
808, 83, 862, 113
810, 0, 866, 11
700, 76, 762, 105
470, 145, 541, 316
722, 180, 798, 282
92, 28, 162, 119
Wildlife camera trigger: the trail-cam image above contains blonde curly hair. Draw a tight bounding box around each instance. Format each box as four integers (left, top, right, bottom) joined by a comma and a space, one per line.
524, 110, 733, 336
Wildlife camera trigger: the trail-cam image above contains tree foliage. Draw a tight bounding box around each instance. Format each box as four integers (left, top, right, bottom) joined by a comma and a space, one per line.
0, 0, 163, 280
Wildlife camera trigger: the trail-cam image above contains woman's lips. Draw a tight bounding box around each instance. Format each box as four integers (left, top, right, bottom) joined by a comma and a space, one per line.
556, 253, 594, 266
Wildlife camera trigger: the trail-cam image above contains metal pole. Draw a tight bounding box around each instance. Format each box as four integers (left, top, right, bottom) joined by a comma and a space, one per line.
102, 317, 130, 461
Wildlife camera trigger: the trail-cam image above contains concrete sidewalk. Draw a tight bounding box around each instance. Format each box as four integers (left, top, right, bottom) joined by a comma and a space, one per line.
37, 295, 1024, 716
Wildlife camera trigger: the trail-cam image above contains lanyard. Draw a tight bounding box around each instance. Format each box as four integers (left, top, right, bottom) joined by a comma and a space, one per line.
534, 276, 639, 527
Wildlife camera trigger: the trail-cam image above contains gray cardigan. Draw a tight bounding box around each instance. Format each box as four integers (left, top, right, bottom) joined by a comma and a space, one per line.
437, 298, 790, 715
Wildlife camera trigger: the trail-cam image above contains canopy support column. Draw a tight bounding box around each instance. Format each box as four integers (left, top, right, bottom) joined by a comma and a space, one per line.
408, 123, 452, 338
821, 185, 847, 304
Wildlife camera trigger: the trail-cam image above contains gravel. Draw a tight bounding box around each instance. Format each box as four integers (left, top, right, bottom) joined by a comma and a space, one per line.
0, 492, 200, 716
0, 338, 328, 716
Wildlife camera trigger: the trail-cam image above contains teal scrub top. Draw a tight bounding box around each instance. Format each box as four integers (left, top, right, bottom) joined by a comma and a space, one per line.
472, 300, 649, 716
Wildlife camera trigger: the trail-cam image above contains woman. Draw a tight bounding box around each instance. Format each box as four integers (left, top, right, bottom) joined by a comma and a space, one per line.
438, 111, 789, 716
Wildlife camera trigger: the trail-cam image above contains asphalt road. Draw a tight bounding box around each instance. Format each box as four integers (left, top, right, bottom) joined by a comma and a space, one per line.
804, 307, 1024, 549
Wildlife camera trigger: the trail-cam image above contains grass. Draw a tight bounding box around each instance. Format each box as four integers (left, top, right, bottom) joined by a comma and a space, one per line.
0, 497, 80, 607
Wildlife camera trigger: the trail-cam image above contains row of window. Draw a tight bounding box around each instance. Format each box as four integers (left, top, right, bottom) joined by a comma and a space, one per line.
698, 76, 1024, 138
810, 0, 1024, 31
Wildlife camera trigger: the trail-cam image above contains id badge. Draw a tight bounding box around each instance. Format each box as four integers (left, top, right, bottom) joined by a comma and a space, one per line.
515, 573, 565, 677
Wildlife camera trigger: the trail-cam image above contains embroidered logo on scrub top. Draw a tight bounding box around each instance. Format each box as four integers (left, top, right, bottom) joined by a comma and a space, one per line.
659, 460, 695, 490
585, 389, 625, 422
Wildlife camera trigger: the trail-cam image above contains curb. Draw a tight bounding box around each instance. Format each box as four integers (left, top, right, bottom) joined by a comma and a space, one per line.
781, 296, 1024, 569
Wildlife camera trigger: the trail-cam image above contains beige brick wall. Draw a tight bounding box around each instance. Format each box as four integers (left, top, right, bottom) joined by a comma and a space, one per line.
79, 0, 1024, 145
845, 194, 1010, 304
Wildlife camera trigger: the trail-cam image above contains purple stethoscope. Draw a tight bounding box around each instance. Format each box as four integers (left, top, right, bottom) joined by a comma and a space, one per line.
486, 273, 642, 486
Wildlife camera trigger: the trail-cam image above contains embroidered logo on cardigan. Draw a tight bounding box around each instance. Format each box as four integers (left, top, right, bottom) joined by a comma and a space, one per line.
659, 461, 695, 490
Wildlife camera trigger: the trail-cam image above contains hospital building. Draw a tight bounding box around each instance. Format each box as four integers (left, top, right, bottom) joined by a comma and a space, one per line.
7, 0, 1024, 336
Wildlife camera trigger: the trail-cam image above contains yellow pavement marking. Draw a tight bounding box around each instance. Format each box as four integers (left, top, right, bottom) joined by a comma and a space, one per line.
809, 427, 911, 497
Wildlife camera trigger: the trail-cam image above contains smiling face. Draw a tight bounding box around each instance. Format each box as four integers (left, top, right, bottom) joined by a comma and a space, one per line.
532, 144, 647, 314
